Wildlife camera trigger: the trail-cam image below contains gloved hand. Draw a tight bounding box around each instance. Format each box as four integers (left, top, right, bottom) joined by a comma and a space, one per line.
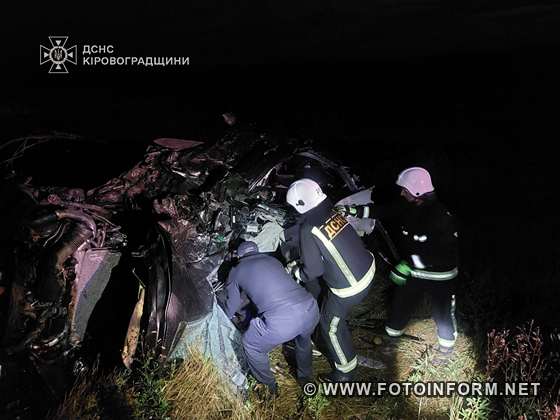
293, 267, 302, 283
334, 205, 358, 217
286, 260, 302, 283
389, 261, 412, 286
286, 260, 297, 272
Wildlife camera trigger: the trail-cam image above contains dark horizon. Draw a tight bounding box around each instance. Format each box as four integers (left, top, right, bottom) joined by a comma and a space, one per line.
2, 5, 560, 419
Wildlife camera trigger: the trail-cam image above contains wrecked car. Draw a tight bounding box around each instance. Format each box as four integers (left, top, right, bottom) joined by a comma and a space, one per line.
0, 126, 394, 417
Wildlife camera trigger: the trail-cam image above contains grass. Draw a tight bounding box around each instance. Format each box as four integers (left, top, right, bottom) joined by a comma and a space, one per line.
162, 351, 280, 420
49, 326, 490, 420
50, 272, 559, 419
131, 356, 173, 419
49, 364, 134, 420
50, 274, 489, 419
49, 370, 102, 420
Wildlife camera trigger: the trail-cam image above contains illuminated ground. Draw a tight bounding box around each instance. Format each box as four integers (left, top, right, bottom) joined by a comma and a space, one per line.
51, 274, 487, 420
263, 275, 484, 419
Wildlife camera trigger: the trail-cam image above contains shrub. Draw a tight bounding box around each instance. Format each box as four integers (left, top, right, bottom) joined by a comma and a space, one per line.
486, 321, 559, 419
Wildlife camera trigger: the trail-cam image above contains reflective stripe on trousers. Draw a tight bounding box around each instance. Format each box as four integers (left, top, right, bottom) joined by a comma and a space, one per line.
438, 294, 458, 347
385, 326, 404, 337
329, 316, 358, 373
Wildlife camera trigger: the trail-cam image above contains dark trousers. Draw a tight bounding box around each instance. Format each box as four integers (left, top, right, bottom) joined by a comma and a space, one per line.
387, 278, 457, 346
304, 279, 322, 301
319, 285, 371, 374
242, 298, 320, 389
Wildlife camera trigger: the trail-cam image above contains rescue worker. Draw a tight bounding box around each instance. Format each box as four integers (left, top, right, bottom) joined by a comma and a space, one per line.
286, 179, 376, 382
336, 167, 459, 362
222, 241, 320, 395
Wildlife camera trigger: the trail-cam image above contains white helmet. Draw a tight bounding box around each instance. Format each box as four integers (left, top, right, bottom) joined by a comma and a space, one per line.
286, 178, 327, 214
396, 167, 434, 197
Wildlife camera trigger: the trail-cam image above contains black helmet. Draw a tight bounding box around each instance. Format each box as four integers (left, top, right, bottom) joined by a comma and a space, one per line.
237, 241, 259, 258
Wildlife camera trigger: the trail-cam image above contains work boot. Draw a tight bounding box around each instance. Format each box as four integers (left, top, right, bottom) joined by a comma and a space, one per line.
296, 376, 313, 389
311, 340, 322, 357
267, 384, 279, 399
385, 325, 405, 339
431, 345, 454, 366
254, 383, 279, 401
283, 340, 322, 356
318, 370, 354, 383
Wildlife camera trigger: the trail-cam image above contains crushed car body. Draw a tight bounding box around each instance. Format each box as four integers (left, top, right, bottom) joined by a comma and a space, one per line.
0, 125, 373, 416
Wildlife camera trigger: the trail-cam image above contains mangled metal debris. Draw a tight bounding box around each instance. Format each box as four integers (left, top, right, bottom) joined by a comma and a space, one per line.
0, 125, 370, 415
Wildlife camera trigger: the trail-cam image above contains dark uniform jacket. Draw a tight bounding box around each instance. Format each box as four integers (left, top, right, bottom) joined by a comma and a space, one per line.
365, 194, 458, 274
299, 198, 375, 298
223, 252, 312, 319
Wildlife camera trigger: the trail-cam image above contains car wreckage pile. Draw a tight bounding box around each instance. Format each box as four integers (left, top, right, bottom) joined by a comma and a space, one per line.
0, 127, 381, 414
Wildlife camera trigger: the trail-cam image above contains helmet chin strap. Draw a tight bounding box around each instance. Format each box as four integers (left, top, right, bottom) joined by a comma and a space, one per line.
401, 187, 426, 205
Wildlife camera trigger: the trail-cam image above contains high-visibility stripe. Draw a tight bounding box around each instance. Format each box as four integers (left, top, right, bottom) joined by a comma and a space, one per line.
336, 356, 358, 373
411, 254, 426, 269
410, 267, 458, 281
329, 316, 347, 365
451, 294, 457, 339
363, 206, 370, 218
413, 234, 428, 242
438, 294, 458, 348
385, 326, 404, 337
329, 259, 375, 298
311, 227, 357, 286
438, 336, 456, 348
328, 316, 357, 373
311, 227, 376, 298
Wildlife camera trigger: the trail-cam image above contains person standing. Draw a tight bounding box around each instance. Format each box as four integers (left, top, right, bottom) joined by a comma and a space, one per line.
286, 179, 375, 382
337, 167, 459, 361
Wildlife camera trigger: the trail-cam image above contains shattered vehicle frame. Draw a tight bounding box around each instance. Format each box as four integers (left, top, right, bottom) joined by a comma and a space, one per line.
0, 126, 394, 417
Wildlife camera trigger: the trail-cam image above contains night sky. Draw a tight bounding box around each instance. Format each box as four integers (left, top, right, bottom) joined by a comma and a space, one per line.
2, 3, 560, 327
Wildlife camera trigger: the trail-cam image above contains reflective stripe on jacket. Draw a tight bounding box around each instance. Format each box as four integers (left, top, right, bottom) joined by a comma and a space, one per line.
299, 199, 375, 298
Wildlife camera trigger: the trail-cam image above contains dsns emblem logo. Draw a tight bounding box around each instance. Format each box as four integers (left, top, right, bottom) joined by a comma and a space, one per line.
40, 36, 77, 74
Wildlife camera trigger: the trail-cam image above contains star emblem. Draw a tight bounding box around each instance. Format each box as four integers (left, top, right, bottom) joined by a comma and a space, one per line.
40, 36, 77, 74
